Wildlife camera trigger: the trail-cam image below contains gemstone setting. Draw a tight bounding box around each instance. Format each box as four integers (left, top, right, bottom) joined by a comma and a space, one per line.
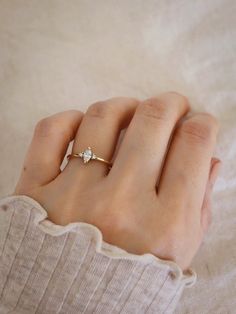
79, 147, 96, 163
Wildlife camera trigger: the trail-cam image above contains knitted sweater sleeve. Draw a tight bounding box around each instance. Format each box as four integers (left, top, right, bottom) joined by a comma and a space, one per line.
0, 195, 196, 314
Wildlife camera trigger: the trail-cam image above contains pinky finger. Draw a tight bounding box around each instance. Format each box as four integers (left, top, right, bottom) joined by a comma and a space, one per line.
201, 158, 221, 233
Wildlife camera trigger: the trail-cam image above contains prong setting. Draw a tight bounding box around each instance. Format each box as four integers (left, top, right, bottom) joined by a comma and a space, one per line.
67, 146, 112, 168
80, 147, 96, 163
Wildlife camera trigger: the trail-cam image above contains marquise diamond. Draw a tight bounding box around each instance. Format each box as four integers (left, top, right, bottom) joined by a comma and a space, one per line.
82, 148, 93, 163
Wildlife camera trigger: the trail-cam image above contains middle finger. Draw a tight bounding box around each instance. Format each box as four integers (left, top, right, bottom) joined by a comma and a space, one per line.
109, 92, 189, 190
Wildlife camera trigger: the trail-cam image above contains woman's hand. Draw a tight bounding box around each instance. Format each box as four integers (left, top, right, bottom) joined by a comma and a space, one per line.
13, 92, 220, 271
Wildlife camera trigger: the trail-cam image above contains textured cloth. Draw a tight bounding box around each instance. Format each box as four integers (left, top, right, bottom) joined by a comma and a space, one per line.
0, 195, 196, 314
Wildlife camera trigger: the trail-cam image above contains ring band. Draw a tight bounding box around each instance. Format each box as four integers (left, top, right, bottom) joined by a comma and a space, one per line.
67, 146, 113, 169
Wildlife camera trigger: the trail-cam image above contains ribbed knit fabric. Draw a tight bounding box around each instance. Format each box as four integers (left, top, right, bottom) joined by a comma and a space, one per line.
0, 195, 196, 314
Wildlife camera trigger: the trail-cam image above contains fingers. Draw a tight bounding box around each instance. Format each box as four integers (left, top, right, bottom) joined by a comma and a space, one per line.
15, 110, 83, 191
109, 92, 190, 190
159, 112, 219, 222
64, 97, 139, 182
201, 158, 221, 233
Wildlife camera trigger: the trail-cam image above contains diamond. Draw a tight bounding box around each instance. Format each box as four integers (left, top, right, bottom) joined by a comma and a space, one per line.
82, 147, 93, 163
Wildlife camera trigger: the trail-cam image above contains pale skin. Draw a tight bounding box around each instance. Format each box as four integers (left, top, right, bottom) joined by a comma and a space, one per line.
13, 92, 221, 272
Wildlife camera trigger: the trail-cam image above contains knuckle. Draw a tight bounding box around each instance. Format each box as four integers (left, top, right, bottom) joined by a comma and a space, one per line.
107, 96, 139, 104
201, 112, 219, 129
68, 109, 83, 116
34, 117, 67, 138
180, 118, 215, 144
165, 91, 189, 105
35, 118, 55, 137
137, 98, 170, 122
87, 101, 113, 119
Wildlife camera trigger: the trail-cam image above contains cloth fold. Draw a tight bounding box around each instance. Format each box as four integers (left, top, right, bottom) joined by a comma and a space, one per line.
0, 195, 196, 313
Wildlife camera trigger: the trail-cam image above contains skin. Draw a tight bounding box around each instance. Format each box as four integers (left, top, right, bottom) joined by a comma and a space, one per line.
13, 92, 221, 272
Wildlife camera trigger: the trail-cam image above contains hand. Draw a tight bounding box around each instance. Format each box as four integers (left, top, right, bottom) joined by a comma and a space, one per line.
13, 92, 220, 271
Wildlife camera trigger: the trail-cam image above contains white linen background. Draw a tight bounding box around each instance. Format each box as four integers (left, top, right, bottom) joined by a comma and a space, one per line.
0, 1, 235, 313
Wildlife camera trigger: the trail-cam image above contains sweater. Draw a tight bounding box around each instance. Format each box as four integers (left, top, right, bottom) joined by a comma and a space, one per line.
0, 195, 196, 314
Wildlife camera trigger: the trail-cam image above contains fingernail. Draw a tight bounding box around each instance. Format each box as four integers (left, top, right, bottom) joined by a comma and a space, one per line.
210, 157, 221, 170
209, 159, 222, 188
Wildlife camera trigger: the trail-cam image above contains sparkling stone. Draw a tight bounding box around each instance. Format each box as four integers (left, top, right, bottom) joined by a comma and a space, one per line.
83, 148, 93, 163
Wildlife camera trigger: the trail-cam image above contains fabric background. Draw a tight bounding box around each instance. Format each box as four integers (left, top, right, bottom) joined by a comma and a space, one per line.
0, 1, 235, 313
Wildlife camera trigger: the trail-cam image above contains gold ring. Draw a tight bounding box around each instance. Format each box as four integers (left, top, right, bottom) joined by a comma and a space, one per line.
67, 146, 113, 169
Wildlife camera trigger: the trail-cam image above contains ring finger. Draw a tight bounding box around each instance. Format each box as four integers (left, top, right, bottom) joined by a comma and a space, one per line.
63, 97, 139, 184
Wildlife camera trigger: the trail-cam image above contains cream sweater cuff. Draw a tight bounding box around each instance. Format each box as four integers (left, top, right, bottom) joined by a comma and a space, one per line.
0, 195, 196, 314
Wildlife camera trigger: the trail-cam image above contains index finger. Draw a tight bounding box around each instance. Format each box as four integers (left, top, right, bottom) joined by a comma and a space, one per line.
15, 110, 83, 191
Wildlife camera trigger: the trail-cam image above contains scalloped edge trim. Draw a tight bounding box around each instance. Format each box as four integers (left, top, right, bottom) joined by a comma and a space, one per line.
0, 194, 197, 287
